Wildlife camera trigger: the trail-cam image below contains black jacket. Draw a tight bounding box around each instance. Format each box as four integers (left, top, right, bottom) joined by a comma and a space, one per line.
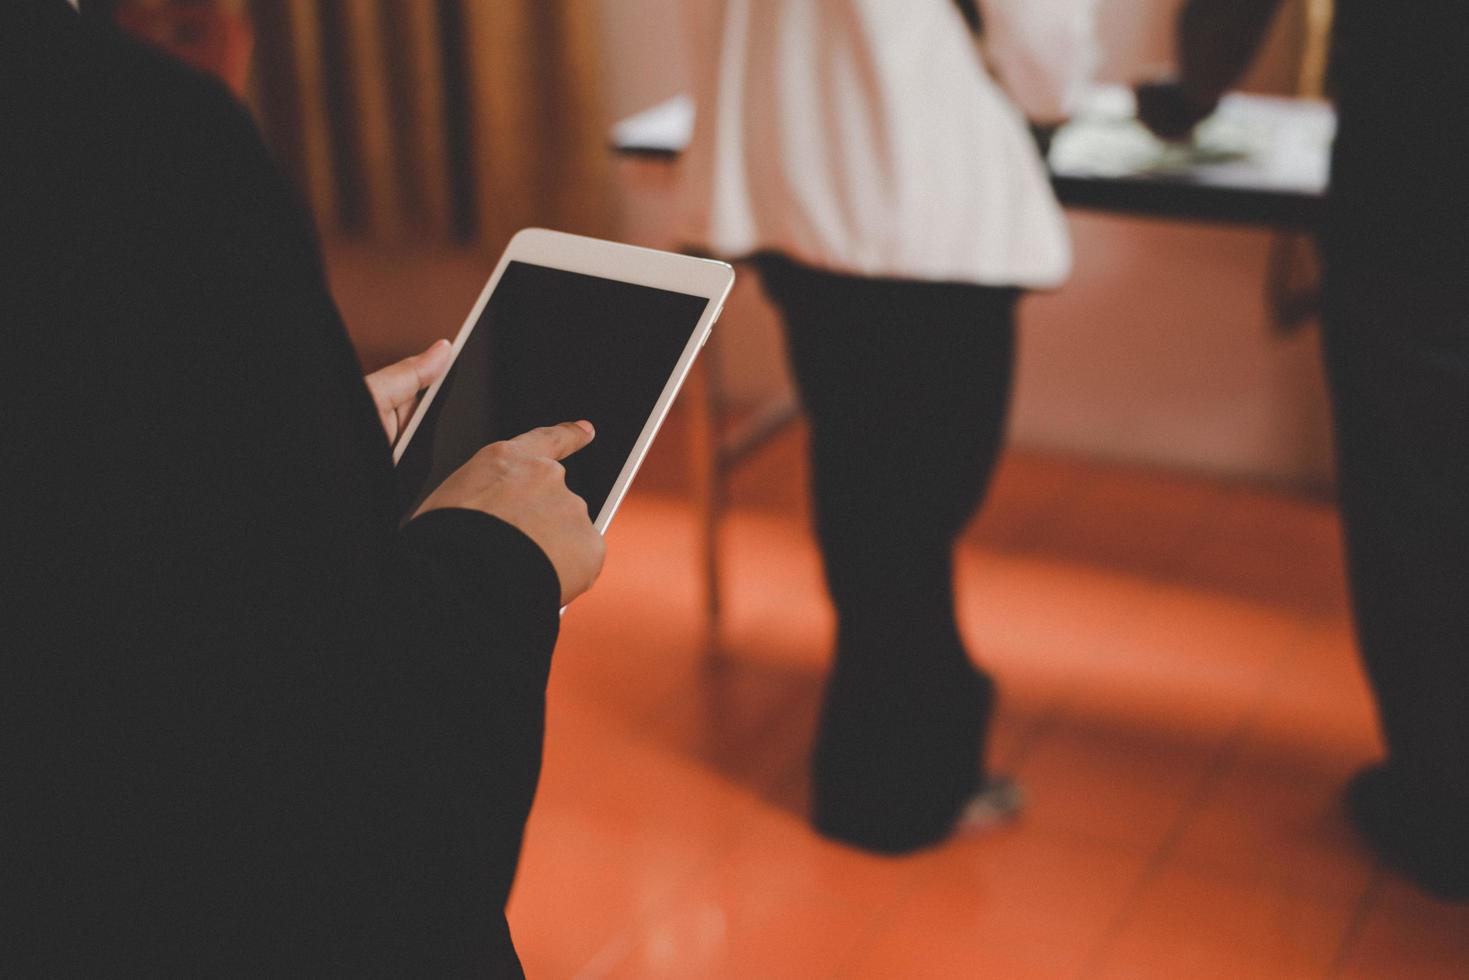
3, 2, 554, 975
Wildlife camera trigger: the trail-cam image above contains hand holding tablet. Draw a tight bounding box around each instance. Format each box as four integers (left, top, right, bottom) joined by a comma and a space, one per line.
365, 339, 456, 444
392, 228, 735, 604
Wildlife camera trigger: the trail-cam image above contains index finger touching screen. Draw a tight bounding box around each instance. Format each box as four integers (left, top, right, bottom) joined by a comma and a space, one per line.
395, 256, 717, 525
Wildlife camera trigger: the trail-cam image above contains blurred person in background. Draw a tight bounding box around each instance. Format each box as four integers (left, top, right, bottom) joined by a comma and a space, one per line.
681, 0, 1097, 854
1137, 0, 1469, 900
3, 1, 605, 974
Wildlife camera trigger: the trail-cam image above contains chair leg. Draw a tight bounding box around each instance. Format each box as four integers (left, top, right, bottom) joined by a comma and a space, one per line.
685, 345, 724, 656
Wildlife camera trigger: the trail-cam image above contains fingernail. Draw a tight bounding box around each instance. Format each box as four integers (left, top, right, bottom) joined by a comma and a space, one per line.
574, 420, 594, 436
434, 338, 451, 349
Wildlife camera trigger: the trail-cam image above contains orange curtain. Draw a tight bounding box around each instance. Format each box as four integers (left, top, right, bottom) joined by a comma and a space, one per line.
238, 0, 613, 251
457, 0, 612, 252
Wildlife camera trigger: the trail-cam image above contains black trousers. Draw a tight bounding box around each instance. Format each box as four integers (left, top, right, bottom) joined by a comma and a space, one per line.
755, 253, 1017, 853
1322, 271, 1469, 813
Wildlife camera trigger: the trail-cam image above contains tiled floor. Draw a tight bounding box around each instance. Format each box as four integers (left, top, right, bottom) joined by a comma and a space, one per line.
506, 419, 1469, 979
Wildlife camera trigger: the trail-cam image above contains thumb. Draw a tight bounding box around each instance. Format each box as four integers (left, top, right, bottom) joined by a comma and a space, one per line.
367, 339, 452, 410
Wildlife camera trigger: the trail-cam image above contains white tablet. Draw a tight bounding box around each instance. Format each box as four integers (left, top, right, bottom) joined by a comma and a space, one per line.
393, 228, 735, 532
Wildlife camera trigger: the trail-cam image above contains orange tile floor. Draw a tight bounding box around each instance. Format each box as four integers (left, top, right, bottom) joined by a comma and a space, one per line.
507, 421, 1469, 979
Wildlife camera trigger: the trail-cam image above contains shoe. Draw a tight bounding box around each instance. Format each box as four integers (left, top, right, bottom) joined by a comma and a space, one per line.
811, 666, 998, 854
954, 775, 1024, 834
1346, 764, 1469, 902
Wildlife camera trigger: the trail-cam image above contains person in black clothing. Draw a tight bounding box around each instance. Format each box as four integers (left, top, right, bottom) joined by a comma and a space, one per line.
683, 0, 1094, 856
2, 1, 605, 974
1138, 0, 1469, 901
754, 257, 1016, 852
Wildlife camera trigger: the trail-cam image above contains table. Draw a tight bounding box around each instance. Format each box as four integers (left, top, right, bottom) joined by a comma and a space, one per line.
612, 88, 1337, 650
610, 87, 1334, 228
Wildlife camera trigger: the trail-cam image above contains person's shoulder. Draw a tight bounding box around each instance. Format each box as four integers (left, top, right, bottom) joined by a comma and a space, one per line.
85, 25, 265, 167
3, 12, 272, 195
61, 22, 308, 254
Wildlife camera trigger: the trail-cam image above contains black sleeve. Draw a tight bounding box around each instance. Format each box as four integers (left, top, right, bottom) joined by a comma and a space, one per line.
953, 0, 983, 34
176, 71, 564, 975
395, 508, 562, 910
3, 13, 556, 975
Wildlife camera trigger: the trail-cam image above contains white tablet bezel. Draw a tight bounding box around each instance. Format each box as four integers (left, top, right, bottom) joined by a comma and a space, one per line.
392, 228, 734, 533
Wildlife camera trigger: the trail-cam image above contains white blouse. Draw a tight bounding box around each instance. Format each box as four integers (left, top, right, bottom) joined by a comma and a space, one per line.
679, 0, 1098, 289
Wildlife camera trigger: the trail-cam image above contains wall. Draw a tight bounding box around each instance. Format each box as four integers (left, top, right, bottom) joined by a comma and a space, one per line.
597, 0, 1335, 489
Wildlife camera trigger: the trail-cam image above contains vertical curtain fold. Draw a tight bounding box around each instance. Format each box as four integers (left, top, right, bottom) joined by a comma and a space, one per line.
244, 0, 612, 251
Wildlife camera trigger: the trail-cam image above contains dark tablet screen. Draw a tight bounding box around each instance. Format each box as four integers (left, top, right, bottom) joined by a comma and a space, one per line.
395, 261, 709, 521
